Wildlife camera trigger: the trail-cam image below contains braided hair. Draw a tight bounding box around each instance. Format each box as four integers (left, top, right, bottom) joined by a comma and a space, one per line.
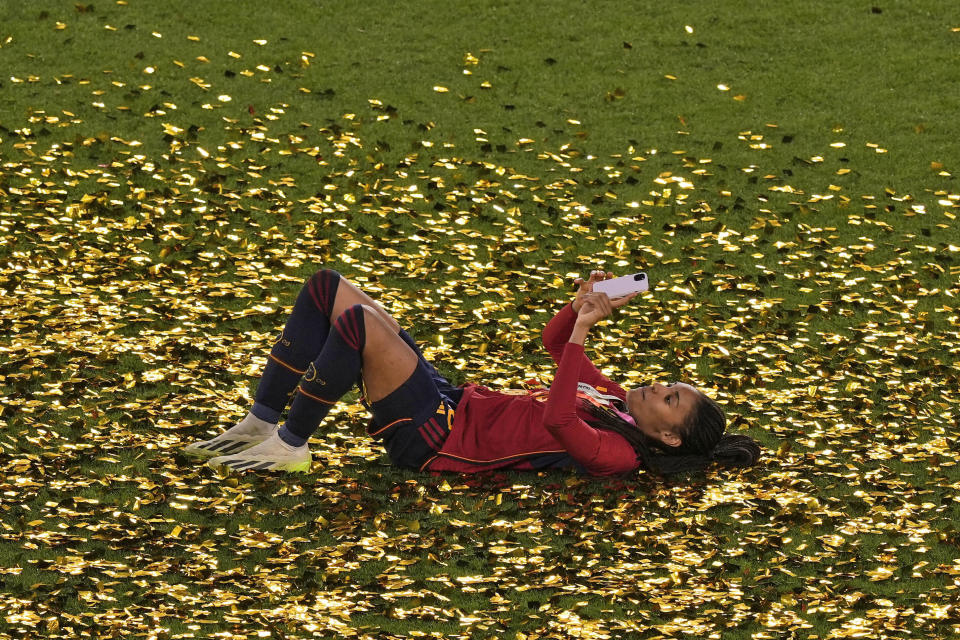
582, 392, 761, 475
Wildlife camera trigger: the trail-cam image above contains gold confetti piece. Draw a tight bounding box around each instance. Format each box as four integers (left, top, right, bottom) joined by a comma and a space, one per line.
717, 83, 729, 91
866, 566, 895, 581
433, 85, 449, 92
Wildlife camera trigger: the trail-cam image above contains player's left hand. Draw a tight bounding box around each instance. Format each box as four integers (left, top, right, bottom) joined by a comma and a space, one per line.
572, 270, 614, 312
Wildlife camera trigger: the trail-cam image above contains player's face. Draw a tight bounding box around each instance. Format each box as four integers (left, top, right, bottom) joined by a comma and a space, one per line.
625, 382, 699, 448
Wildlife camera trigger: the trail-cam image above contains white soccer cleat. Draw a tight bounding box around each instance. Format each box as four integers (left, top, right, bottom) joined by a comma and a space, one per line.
207, 431, 312, 472
182, 413, 276, 459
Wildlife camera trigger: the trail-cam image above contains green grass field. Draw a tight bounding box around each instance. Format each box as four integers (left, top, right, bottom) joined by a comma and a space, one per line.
1, 1, 959, 638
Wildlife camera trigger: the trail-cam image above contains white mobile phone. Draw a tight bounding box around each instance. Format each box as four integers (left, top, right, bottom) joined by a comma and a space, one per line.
592, 272, 649, 298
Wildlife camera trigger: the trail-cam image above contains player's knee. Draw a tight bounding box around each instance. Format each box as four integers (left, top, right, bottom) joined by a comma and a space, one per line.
334, 303, 379, 325
335, 303, 367, 321
309, 268, 340, 284
358, 304, 381, 322
350, 304, 391, 335
304, 269, 342, 314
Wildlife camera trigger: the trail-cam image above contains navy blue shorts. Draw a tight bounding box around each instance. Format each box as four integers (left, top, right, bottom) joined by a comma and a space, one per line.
365, 358, 462, 470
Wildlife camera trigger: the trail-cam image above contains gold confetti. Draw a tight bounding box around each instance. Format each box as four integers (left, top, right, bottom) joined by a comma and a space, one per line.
1, 5, 958, 640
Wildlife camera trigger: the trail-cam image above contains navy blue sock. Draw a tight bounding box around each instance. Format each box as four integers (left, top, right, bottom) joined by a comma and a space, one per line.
278, 304, 367, 446
253, 269, 340, 416
251, 402, 281, 424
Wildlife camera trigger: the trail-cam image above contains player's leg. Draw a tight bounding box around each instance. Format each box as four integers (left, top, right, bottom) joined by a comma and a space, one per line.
184, 269, 436, 462
209, 304, 424, 471
183, 268, 342, 458
298, 271, 451, 405
327, 279, 463, 462
250, 268, 404, 416
251, 268, 342, 422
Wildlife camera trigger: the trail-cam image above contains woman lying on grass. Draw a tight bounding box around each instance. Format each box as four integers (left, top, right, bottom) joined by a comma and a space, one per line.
184, 268, 761, 476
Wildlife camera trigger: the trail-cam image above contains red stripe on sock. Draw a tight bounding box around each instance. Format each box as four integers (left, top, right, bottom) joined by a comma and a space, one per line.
347, 311, 361, 348
333, 317, 350, 349
335, 319, 355, 351
309, 269, 339, 314
315, 273, 327, 310
307, 275, 324, 311
316, 271, 332, 312
337, 308, 364, 351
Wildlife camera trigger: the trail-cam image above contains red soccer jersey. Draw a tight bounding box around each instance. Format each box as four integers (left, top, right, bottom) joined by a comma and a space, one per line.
425, 303, 640, 476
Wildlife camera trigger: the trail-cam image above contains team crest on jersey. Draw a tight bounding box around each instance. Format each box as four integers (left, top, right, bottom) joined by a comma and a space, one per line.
576, 382, 619, 406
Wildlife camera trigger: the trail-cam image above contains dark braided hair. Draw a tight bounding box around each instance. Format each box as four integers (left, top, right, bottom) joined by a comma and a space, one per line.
582, 392, 761, 475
